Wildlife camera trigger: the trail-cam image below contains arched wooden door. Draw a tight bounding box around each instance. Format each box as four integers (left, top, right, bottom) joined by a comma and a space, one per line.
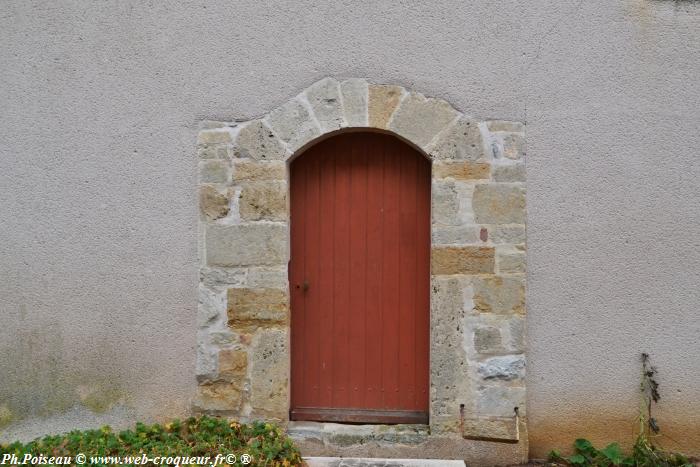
289, 132, 431, 424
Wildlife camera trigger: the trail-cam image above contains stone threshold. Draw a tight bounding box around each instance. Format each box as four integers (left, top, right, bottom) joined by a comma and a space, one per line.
304, 457, 465, 466
288, 421, 430, 446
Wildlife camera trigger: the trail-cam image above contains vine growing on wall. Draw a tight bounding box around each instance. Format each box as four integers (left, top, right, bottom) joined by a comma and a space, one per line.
548, 353, 694, 467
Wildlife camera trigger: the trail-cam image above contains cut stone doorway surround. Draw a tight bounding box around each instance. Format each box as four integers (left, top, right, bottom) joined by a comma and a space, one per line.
195, 78, 527, 463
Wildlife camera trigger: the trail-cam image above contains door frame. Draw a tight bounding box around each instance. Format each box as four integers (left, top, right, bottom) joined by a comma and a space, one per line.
196, 78, 527, 444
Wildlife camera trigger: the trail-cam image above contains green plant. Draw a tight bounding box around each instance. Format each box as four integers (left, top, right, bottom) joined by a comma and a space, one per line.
548, 354, 694, 467
0, 416, 303, 466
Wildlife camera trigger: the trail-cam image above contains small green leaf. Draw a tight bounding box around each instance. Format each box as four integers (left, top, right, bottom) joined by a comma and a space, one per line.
568, 453, 587, 465
601, 443, 624, 464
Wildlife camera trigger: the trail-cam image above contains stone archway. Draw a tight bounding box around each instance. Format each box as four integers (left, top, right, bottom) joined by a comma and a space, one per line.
195, 78, 528, 462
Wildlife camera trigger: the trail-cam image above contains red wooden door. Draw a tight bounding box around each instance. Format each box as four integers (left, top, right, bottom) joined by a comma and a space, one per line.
289, 132, 431, 424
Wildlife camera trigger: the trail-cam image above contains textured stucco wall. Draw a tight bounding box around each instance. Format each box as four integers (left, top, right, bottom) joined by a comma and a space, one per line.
1, 0, 699, 459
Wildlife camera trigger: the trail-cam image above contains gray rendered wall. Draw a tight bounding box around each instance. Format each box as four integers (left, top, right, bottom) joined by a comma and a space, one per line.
1, 0, 698, 458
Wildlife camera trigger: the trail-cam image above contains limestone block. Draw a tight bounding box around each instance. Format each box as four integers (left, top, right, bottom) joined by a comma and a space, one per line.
249, 327, 289, 420
233, 120, 288, 161
198, 285, 225, 327
389, 92, 459, 149
497, 245, 526, 274
476, 386, 526, 417
507, 317, 526, 352
232, 160, 286, 182
472, 184, 526, 224
431, 181, 460, 226
489, 225, 527, 244
197, 128, 234, 145
266, 97, 321, 152
199, 185, 230, 221
431, 246, 495, 275
433, 161, 490, 180
486, 121, 524, 133
340, 78, 368, 127
227, 288, 288, 326
198, 160, 230, 184
209, 330, 239, 346
490, 132, 526, 161
198, 144, 230, 160
305, 77, 346, 132
431, 225, 480, 245
196, 338, 217, 378
247, 266, 288, 289
462, 415, 519, 442
195, 381, 242, 412
474, 326, 503, 354
206, 224, 289, 267
427, 117, 485, 161
430, 276, 471, 423
199, 267, 247, 287
477, 355, 526, 381
238, 182, 288, 221
492, 163, 526, 182
472, 275, 525, 314
368, 84, 404, 129
218, 349, 247, 381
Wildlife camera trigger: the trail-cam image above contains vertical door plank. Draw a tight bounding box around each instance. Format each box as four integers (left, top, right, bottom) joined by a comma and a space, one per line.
318, 144, 336, 407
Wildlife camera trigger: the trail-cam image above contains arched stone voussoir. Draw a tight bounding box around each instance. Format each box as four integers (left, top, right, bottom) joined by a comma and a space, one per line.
264, 95, 322, 153
388, 91, 461, 153
232, 119, 290, 161
303, 77, 346, 133
425, 115, 487, 162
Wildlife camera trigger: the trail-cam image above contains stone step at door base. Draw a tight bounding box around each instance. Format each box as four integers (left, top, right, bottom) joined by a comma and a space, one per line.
304, 457, 466, 467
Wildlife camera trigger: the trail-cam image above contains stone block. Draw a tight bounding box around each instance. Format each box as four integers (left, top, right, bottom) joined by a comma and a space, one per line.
305, 77, 346, 132
477, 355, 526, 381
247, 266, 288, 288
266, 97, 321, 152
206, 224, 289, 267
389, 92, 459, 149
198, 285, 224, 327
199, 185, 230, 221
198, 144, 230, 160
474, 326, 503, 354
472, 184, 526, 224
233, 120, 288, 161
462, 415, 519, 442
497, 245, 526, 274
427, 116, 485, 161
431, 246, 495, 275
199, 160, 230, 184
490, 225, 527, 244
197, 128, 234, 145
238, 182, 288, 221
218, 349, 247, 381
195, 381, 242, 412
196, 338, 217, 378
431, 181, 460, 226
507, 317, 526, 352
492, 163, 526, 182
199, 267, 247, 287
340, 78, 368, 127
476, 386, 526, 417
431, 225, 480, 245
472, 275, 525, 314
232, 160, 286, 182
368, 84, 404, 129
487, 121, 524, 133
433, 161, 490, 180
503, 133, 526, 160
249, 327, 289, 419
227, 288, 288, 326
